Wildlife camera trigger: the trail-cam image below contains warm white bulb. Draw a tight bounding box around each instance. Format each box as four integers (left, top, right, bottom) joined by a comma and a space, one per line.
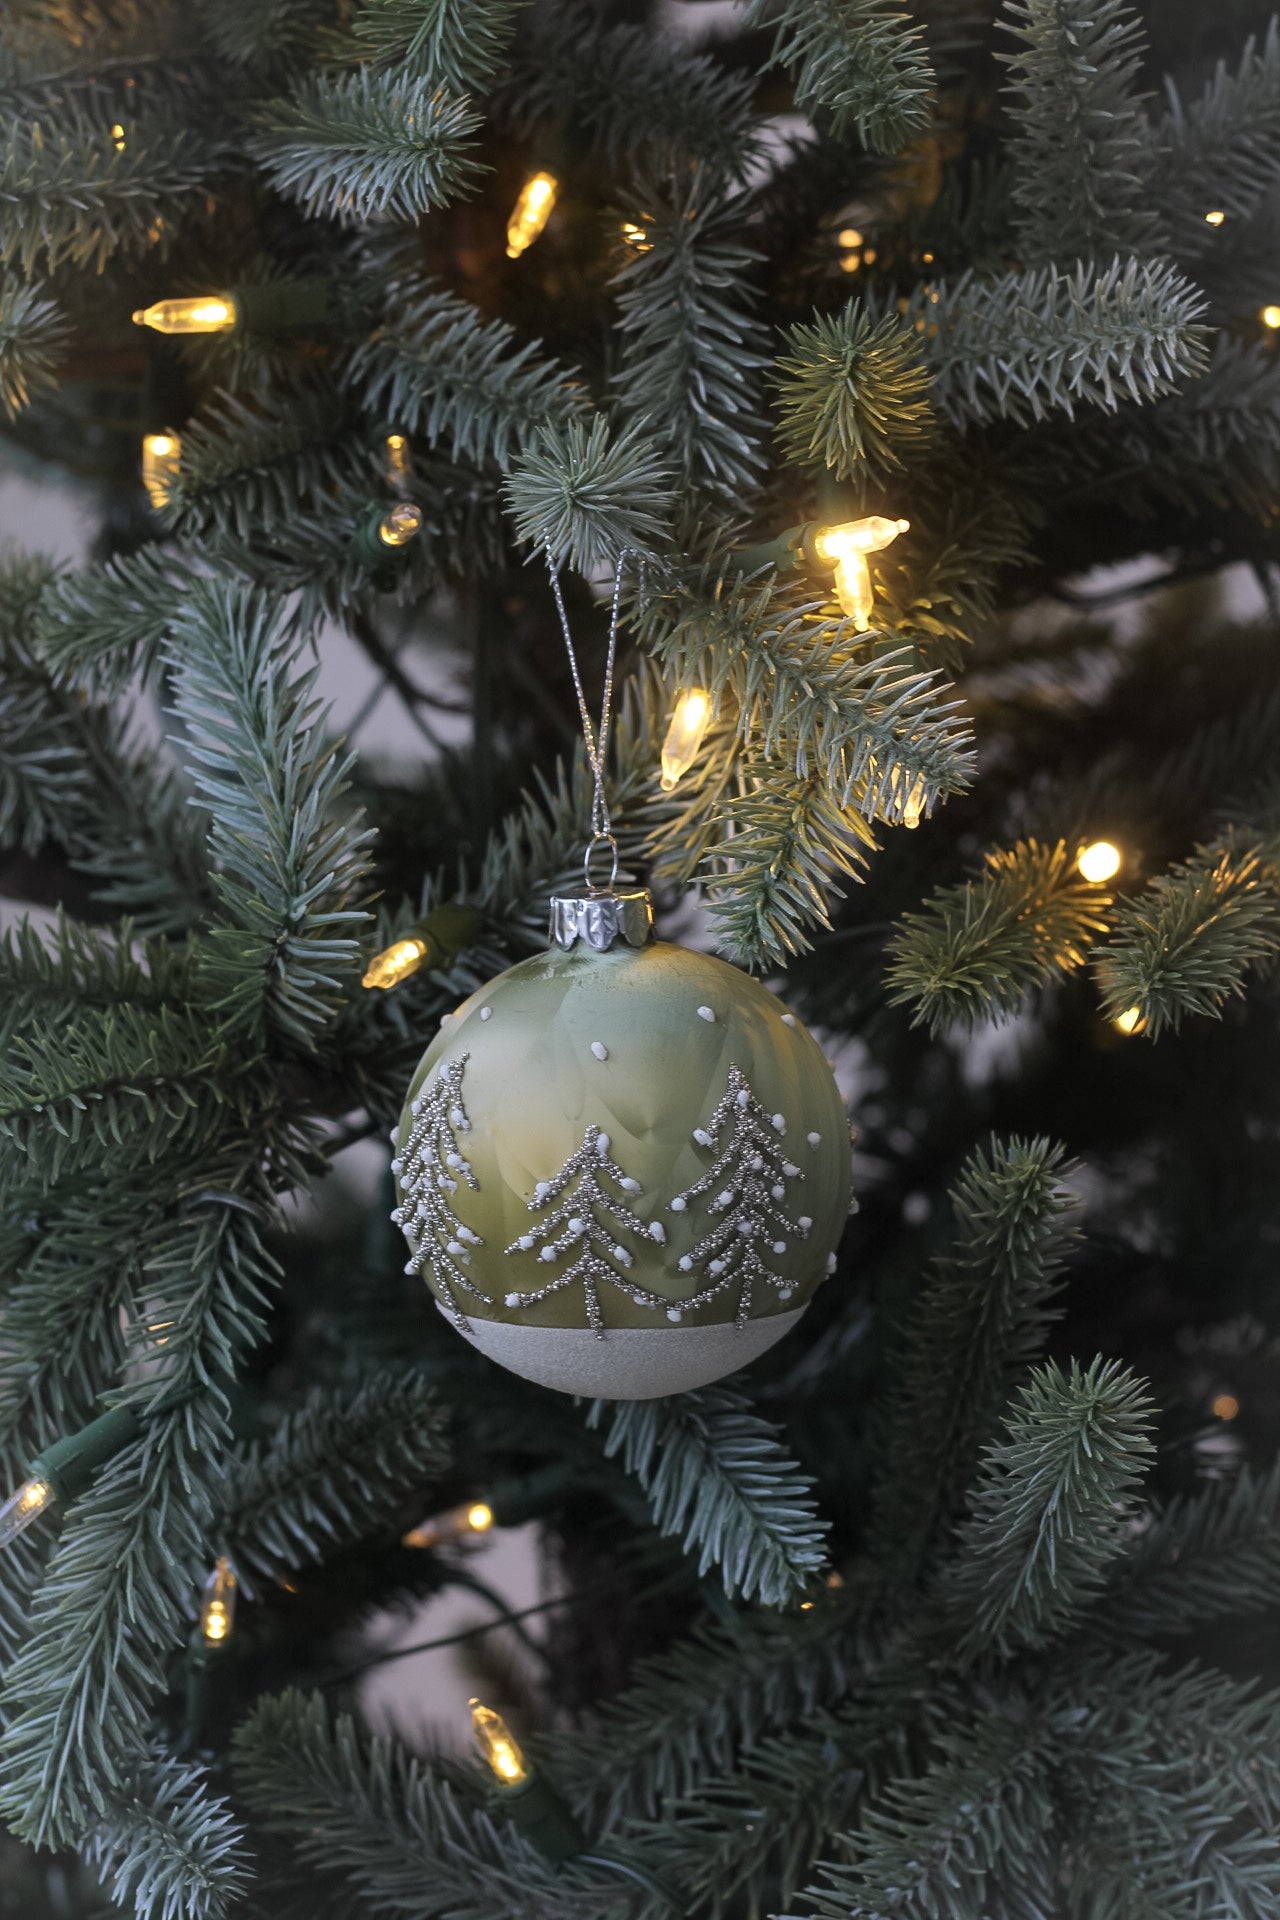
0, 1477, 52, 1550
506, 172, 558, 258
660, 690, 712, 791
1113, 1006, 1145, 1035
1077, 840, 1121, 884
377, 502, 424, 548
199, 1556, 237, 1645
132, 296, 237, 335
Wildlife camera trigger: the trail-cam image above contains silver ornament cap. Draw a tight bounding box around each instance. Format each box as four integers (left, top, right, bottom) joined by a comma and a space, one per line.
548, 889, 654, 952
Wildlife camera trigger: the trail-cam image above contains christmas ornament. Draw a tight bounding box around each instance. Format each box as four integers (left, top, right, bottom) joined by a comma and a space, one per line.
387, 550, 852, 1398
390, 897, 851, 1398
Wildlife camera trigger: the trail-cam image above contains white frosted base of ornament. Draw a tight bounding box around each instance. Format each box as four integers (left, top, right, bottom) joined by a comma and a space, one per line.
442, 1306, 807, 1400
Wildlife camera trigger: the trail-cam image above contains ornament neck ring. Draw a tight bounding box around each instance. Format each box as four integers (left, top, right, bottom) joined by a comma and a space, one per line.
583, 831, 620, 895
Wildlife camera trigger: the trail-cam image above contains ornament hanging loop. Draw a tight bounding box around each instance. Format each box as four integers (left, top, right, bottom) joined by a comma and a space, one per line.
546, 544, 627, 860
583, 831, 620, 895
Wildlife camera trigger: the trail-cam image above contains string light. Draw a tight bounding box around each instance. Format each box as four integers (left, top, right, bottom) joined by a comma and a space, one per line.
132, 295, 238, 335
470, 1698, 529, 1785
402, 1500, 494, 1549
506, 171, 558, 258
1212, 1392, 1240, 1421
621, 221, 652, 251
141, 431, 181, 511
382, 431, 412, 493
812, 516, 910, 630
0, 1477, 53, 1550
199, 1556, 237, 1645
901, 777, 927, 830
1204, 209, 1226, 226
1077, 840, 1122, 884
363, 935, 429, 991
0, 1403, 143, 1552
1113, 1006, 1145, 1035
660, 689, 712, 791
110, 122, 126, 150
377, 502, 423, 548
1263, 306, 1280, 330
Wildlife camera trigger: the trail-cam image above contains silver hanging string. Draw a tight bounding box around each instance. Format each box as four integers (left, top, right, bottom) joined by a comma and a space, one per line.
545, 546, 627, 889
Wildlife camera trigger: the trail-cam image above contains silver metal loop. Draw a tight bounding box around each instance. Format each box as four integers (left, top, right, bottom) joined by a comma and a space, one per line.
583, 831, 620, 895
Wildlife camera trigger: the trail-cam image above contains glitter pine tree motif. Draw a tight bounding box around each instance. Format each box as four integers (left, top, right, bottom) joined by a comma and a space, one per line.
668, 1065, 812, 1326
391, 1054, 489, 1330
503, 1125, 669, 1335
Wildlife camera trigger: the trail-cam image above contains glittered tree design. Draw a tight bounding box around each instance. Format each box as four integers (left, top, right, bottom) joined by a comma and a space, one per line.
503, 1125, 669, 1334
669, 1065, 812, 1325
391, 1054, 488, 1330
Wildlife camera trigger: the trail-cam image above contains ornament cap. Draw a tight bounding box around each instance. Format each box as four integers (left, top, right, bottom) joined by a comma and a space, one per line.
548, 890, 654, 952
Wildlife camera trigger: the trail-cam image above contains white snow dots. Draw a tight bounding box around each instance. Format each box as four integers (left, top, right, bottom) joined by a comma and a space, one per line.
770, 1112, 786, 1134
590, 1041, 609, 1061
807, 1131, 822, 1148
780, 1012, 797, 1028
648, 1221, 666, 1243
670, 1195, 687, 1212
480, 1006, 493, 1021
696, 1005, 715, 1022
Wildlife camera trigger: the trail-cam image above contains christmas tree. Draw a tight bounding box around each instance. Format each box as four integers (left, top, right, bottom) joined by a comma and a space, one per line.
3, 0, 1280, 1913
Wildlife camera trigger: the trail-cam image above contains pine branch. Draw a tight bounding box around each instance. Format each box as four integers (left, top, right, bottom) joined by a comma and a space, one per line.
0, 281, 67, 418
253, 70, 483, 227
0, 1176, 277, 1845
1094, 830, 1280, 1036
998, 0, 1164, 262
611, 167, 769, 509
344, 277, 582, 470
703, 761, 878, 969
214, 1371, 449, 1596
870, 1135, 1081, 1575
897, 258, 1211, 428
342, 0, 522, 91
0, 104, 212, 275
1157, 20, 1280, 258
784, 1712, 1059, 1920
0, 1003, 238, 1194
36, 545, 186, 698
639, 569, 976, 810
503, 0, 757, 177
940, 1356, 1156, 1657
0, 552, 210, 930
638, 1686, 923, 1920
772, 304, 936, 484
232, 1690, 632, 1920
1105, 1461, 1280, 1638
745, 0, 934, 155
538, 1607, 862, 1826
191, 0, 333, 65
1066, 334, 1280, 517
83, 1752, 252, 1920
503, 416, 672, 572
586, 1384, 829, 1609
0, 911, 195, 1052
167, 577, 374, 1046
885, 839, 1115, 1034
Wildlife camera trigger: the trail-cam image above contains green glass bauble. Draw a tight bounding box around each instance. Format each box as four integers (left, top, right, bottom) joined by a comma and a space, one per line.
391, 892, 852, 1399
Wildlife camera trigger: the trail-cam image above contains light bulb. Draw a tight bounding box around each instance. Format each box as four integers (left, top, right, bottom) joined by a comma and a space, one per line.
470, 1699, 528, 1785
110, 122, 126, 151
377, 502, 423, 548
1263, 306, 1280, 329
620, 220, 652, 252
506, 172, 558, 258
1113, 1007, 1145, 1035
813, 518, 909, 631
199, 1556, 237, 1645
1204, 209, 1225, 226
363, 935, 429, 990
1212, 1392, 1240, 1421
141, 431, 181, 510
402, 1499, 494, 1549
901, 777, 927, 829
837, 227, 863, 248
0, 1477, 52, 1550
1077, 840, 1121, 884
382, 432, 412, 493
660, 689, 712, 791
131, 295, 238, 335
